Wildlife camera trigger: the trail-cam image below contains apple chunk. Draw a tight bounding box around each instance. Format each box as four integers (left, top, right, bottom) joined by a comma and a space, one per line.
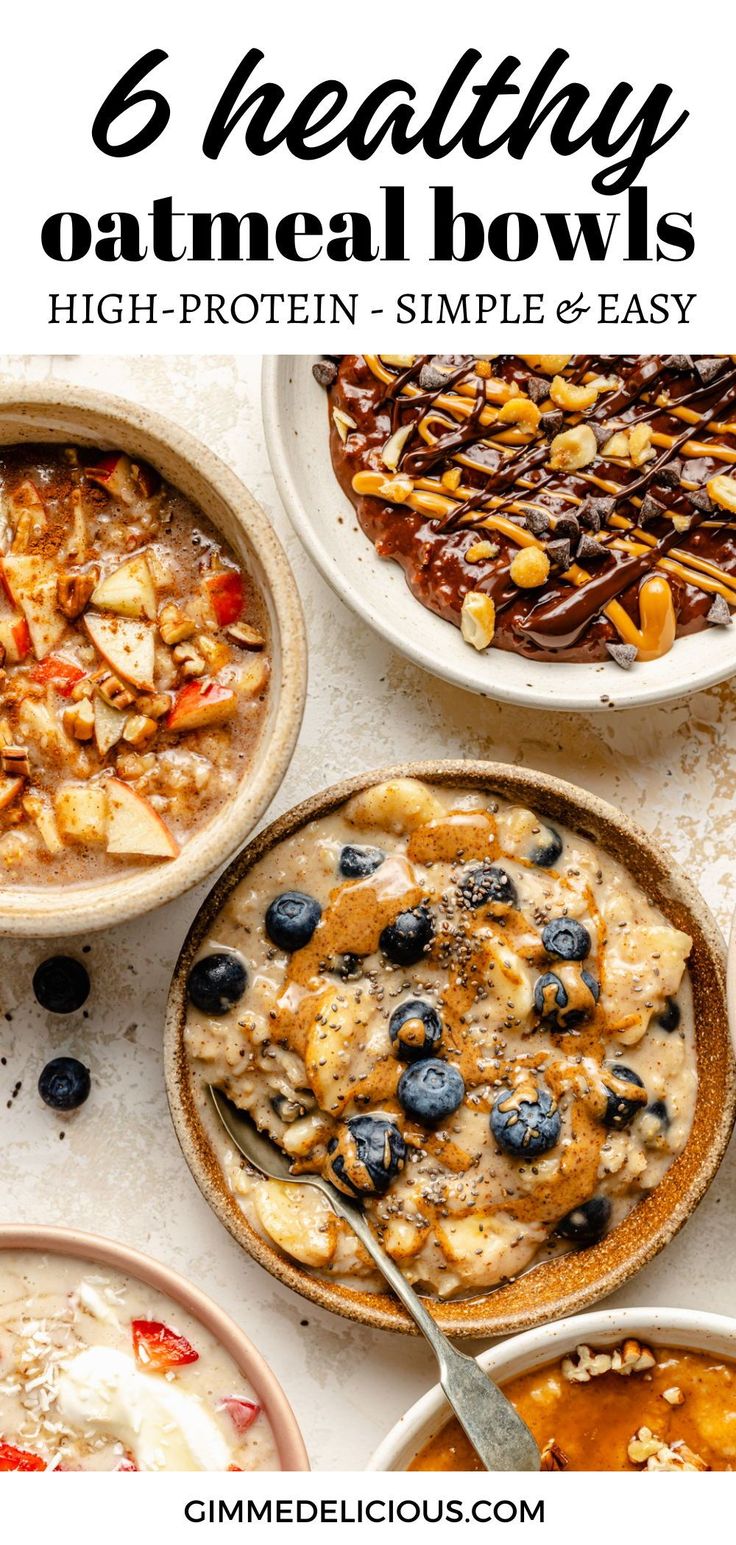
1, 555, 67, 659
94, 696, 127, 757
106, 779, 179, 859
167, 679, 236, 733
54, 783, 109, 844
91, 554, 157, 620
85, 613, 155, 689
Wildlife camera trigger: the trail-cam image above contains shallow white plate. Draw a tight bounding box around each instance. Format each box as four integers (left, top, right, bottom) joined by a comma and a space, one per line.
262, 355, 736, 711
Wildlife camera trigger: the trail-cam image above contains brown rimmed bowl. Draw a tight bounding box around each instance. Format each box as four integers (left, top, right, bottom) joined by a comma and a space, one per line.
165, 760, 736, 1339
0, 1223, 309, 1469
0, 383, 306, 937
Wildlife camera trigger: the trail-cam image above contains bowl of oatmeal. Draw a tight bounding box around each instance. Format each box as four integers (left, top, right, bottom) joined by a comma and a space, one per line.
368, 1306, 736, 1470
165, 762, 734, 1337
0, 384, 306, 935
0, 1225, 308, 1471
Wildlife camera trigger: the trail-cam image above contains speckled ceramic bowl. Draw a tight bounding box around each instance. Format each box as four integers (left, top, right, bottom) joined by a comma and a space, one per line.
165, 761, 735, 1339
0, 384, 306, 937
0, 1223, 309, 1469
368, 1305, 736, 1469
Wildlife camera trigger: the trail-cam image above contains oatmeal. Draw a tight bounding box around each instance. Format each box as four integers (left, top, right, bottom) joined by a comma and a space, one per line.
0, 446, 270, 881
0, 1250, 278, 1471
323, 354, 736, 667
183, 776, 695, 1299
409, 1340, 736, 1470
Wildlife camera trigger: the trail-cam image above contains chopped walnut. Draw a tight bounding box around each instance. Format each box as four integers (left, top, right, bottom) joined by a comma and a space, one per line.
628, 1428, 709, 1471
540, 1439, 569, 1471
158, 601, 197, 645
122, 714, 158, 749
627, 1427, 664, 1464
610, 1339, 656, 1375
561, 1345, 613, 1383
135, 692, 171, 720
662, 1386, 685, 1406
172, 641, 206, 678
225, 622, 265, 650
63, 699, 95, 742
57, 569, 98, 619
92, 670, 136, 711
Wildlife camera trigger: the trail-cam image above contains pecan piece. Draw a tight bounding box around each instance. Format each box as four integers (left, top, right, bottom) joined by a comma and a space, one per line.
57, 569, 98, 619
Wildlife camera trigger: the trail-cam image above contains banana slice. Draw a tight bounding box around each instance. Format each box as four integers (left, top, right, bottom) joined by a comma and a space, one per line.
436, 1214, 542, 1285
345, 778, 444, 835
255, 1179, 337, 1268
304, 987, 367, 1113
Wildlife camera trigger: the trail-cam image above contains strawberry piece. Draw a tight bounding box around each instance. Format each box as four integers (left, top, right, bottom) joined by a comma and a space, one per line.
31, 656, 85, 697
218, 1397, 261, 1435
227, 1465, 244, 1472
131, 1319, 199, 1373
204, 570, 244, 627
0, 1442, 47, 1471
115, 1454, 139, 1472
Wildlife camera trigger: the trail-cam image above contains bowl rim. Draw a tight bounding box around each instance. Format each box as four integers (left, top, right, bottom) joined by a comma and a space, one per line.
366, 1303, 736, 1470
0, 1221, 309, 1471
261, 354, 736, 713
164, 759, 736, 1339
0, 380, 307, 936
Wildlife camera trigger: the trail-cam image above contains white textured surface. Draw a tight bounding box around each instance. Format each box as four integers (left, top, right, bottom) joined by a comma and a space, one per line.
0, 353, 734, 1471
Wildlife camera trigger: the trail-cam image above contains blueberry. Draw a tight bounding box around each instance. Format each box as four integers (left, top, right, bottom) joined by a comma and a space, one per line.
642, 1100, 671, 1147
533, 969, 598, 1031
32, 957, 90, 1015
657, 998, 681, 1032
541, 918, 591, 961
389, 999, 442, 1062
38, 1057, 91, 1111
338, 845, 385, 880
458, 863, 517, 914
528, 826, 563, 868
326, 1115, 405, 1197
380, 907, 434, 966
398, 1059, 465, 1126
556, 1195, 612, 1247
265, 891, 322, 952
602, 1065, 647, 1130
187, 952, 247, 1016
491, 1082, 561, 1157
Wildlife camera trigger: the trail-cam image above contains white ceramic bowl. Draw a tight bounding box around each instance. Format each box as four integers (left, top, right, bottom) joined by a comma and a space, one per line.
262, 355, 736, 712
368, 1306, 736, 1470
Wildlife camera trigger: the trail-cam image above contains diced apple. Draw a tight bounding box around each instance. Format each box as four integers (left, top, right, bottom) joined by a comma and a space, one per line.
59, 490, 88, 563
106, 779, 179, 859
238, 655, 270, 698
7, 480, 46, 543
22, 793, 63, 853
54, 783, 109, 844
84, 614, 155, 689
203, 569, 245, 627
0, 614, 31, 664
1, 555, 67, 659
0, 778, 22, 813
91, 554, 157, 621
167, 679, 236, 733
85, 453, 159, 504
93, 696, 127, 757
31, 655, 85, 697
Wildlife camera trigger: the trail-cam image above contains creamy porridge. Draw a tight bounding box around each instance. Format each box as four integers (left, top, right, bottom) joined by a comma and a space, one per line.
0, 446, 270, 881
183, 777, 695, 1299
0, 1250, 278, 1471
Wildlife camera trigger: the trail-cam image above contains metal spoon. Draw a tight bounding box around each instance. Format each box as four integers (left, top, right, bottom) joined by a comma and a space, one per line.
209, 1088, 540, 1472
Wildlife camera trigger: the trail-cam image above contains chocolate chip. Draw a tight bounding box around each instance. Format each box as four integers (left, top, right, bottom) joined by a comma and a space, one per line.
554, 513, 580, 544
688, 488, 714, 513
524, 509, 551, 536
591, 422, 615, 450
419, 364, 447, 392
606, 643, 638, 670
547, 538, 572, 569
312, 360, 338, 388
695, 357, 726, 386
665, 355, 693, 373
656, 459, 682, 488
580, 496, 615, 532
707, 593, 732, 627
540, 410, 564, 437
576, 533, 606, 561
638, 494, 665, 527
526, 375, 550, 405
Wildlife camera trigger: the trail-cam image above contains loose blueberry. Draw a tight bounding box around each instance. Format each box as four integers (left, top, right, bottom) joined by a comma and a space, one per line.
38, 1056, 91, 1111
32, 957, 90, 1015
338, 845, 385, 880
602, 1065, 647, 1130
541, 918, 591, 961
398, 1058, 465, 1126
491, 1082, 561, 1157
326, 1114, 405, 1197
533, 969, 598, 1031
556, 1195, 612, 1247
265, 891, 322, 952
187, 952, 247, 1016
641, 1099, 671, 1147
380, 907, 434, 966
389, 999, 442, 1062
529, 825, 563, 868
657, 998, 681, 1032
458, 863, 517, 913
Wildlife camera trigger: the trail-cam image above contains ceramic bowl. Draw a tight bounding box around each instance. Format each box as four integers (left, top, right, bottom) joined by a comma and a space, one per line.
262, 355, 736, 712
0, 1222, 308, 1469
165, 760, 735, 1339
368, 1304, 736, 1469
0, 383, 306, 936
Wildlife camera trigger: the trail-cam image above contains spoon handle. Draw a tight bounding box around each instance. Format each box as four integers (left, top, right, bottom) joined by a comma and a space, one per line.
326, 1187, 540, 1472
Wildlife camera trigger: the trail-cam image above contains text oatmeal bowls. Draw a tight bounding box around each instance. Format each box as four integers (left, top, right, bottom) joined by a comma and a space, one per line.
0, 1224, 308, 1471
165, 761, 735, 1338
0, 383, 306, 936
